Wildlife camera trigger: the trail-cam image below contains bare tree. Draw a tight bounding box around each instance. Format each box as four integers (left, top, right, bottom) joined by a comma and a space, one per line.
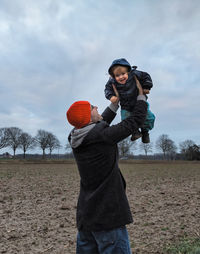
47, 133, 61, 158
139, 142, 153, 157
65, 142, 73, 158
180, 140, 199, 160
35, 130, 49, 159
118, 138, 136, 158
65, 142, 71, 153
7, 127, 23, 157
179, 140, 195, 159
156, 134, 176, 159
19, 132, 36, 159
167, 139, 177, 160
0, 128, 9, 149
156, 134, 168, 158
186, 144, 200, 160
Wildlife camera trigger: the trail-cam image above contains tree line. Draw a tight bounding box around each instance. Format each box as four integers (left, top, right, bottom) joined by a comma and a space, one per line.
118, 134, 200, 160
0, 127, 61, 158
1, 127, 200, 160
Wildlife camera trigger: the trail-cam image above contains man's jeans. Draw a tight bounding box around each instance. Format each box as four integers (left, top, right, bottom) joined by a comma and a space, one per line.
76, 226, 132, 254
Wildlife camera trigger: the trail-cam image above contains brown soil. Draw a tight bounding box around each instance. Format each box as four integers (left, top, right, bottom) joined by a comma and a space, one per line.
0, 161, 199, 254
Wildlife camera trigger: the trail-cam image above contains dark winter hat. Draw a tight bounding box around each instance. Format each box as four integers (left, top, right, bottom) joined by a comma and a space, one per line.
108, 58, 132, 76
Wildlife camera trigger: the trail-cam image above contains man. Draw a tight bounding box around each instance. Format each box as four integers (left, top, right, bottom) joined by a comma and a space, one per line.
66, 79, 147, 254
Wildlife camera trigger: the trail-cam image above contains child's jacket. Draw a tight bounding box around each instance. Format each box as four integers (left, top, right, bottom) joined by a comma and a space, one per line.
105, 65, 153, 111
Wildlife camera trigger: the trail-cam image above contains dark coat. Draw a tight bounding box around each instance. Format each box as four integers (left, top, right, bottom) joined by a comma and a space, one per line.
68, 100, 147, 231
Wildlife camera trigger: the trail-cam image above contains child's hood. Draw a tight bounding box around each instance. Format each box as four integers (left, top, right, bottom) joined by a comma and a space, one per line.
108, 58, 132, 75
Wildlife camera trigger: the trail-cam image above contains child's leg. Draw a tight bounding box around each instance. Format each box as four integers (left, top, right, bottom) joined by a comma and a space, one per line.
131, 130, 142, 141
141, 102, 155, 143
121, 109, 142, 141
142, 108, 155, 132
121, 109, 131, 120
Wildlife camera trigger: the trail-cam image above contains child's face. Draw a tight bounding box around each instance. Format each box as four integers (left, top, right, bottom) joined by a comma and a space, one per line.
113, 66, 129, 85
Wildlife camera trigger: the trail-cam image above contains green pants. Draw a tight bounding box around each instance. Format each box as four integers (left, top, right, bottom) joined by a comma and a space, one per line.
121, 102, 155, 132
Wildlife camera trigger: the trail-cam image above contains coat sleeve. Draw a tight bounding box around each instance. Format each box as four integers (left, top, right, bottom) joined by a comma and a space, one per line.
104, 78, 115, 100
101, 106, 117, 125
100, 100, 147, 144
134, 70, 153, 90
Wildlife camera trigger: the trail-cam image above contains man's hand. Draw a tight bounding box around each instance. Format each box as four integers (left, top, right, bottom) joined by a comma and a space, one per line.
134, 76, 143, 95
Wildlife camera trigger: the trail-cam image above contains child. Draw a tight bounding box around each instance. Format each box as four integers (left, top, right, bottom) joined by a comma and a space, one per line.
104, 58, 155, 143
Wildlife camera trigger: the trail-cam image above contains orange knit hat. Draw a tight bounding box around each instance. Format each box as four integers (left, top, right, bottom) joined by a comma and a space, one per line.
66, 101, 91, 129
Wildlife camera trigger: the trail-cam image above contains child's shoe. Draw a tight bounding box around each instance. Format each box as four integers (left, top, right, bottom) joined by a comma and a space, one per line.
131, 130, 142, 141
142, 132, 150, 143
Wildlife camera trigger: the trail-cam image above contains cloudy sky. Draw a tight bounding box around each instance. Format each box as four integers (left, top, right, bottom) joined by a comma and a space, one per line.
0, 0, 200, 154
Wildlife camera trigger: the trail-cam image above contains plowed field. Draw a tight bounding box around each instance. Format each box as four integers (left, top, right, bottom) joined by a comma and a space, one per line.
0, 160, 199, 253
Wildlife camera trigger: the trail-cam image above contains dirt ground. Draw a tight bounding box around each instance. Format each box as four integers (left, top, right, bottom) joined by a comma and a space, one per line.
0, 160, 199, 254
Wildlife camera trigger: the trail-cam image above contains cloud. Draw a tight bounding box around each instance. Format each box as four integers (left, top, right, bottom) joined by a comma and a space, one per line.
0, 0, 200, 154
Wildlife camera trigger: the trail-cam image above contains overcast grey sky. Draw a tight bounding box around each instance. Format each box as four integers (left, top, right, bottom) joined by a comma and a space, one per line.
0, 0, 200, 154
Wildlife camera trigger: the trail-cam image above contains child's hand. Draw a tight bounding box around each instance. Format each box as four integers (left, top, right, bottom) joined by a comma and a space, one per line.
143, 89, 150, 94
110, 96, 118, 103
